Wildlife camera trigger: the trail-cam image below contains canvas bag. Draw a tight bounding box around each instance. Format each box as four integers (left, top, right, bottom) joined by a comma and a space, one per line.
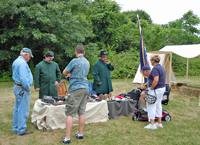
145, 90, 157, 104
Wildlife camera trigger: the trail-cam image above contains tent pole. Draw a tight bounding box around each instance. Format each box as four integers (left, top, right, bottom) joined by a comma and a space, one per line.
169, 52, 172, 86
186, 58, 189, 84
141, 76, 143, 87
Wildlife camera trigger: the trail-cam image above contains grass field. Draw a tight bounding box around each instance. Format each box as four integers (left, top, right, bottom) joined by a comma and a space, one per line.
0, 76, 200, 145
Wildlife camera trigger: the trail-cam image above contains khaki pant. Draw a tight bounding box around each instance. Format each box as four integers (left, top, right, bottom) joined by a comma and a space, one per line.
65, 88, 88, 117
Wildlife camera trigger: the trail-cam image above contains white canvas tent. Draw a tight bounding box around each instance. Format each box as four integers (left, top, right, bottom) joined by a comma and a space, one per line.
132, 53, 177, 85
133, 44, 200, 85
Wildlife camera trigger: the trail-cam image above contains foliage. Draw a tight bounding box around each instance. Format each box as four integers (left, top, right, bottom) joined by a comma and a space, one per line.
172, 54, 200, 76
105, 47, 140, 79
169, 10, 200, 35
122, 9, 152, 24
0, 0, 96, 78
0, 0, 200, 82
86, 0, 138, 52
0, 50, 18, 81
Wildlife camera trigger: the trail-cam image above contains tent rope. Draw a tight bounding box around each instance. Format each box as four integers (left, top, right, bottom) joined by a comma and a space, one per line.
123, 58, 140, 85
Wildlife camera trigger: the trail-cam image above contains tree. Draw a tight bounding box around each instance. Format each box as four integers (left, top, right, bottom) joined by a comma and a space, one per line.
122, 10, 152, 24
86, 0, 140, 52
0, 0, 96, 80
169, 10, 200, 35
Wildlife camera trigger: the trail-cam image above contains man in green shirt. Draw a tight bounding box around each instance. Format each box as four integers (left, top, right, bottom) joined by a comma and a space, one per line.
92, 50, 114, 96
34, 51, 61, 99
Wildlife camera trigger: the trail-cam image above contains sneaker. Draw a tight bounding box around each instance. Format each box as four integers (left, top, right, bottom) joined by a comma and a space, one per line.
155, 122, 163, 128
75, 131, 83, 140
62, 137, 71, 144
144, 124, 157, 129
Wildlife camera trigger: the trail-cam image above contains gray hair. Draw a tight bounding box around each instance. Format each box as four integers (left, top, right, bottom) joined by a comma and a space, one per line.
20, 50, 29, 56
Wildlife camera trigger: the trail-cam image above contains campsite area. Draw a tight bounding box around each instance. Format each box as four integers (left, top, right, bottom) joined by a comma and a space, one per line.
0, 77, 200, 145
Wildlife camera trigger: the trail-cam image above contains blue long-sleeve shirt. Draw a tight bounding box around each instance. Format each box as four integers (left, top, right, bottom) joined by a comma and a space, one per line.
12, 56, 33, 90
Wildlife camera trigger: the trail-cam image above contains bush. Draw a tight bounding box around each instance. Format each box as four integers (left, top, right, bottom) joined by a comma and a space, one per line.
106, 48, 140, 79
172, 54, 200, 76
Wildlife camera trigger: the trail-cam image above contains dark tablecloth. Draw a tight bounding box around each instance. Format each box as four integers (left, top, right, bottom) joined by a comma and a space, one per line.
107, 99, 142, 119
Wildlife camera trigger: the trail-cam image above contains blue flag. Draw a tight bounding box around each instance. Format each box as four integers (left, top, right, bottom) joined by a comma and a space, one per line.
138, 16, 149, 87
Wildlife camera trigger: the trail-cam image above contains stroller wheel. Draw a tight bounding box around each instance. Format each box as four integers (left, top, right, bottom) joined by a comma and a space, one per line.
132, 113, 137, 121
164, 114, 171, 122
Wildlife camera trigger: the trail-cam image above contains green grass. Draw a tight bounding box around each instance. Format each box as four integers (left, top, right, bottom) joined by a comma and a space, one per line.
0, 77, 200, 145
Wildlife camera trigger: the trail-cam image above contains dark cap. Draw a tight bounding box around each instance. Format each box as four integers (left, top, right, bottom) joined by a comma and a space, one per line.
22, 48, 34, 58
142, 65, 151, 71
98, 50, 109, 57
45, 51, 54, 59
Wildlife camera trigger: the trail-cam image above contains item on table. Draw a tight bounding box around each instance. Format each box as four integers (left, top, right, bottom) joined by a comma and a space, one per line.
115, 95, 123, 99
115, 98, 121, 101
108, 93, 112, 98
95, 98, 102, 102
42, 95, 55, 104
99, 94, 105, 100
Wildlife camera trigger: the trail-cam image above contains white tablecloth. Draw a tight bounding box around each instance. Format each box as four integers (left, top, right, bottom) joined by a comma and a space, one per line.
31, 99, 109, 130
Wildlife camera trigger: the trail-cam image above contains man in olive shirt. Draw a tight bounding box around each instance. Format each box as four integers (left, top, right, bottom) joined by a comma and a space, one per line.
34, 51, 61, 99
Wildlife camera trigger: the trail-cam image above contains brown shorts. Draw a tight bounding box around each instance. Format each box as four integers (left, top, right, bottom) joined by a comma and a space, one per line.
65, 88, 88, 117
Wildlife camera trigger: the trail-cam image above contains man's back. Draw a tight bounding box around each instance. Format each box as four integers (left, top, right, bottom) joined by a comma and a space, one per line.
67, 56, 90, 92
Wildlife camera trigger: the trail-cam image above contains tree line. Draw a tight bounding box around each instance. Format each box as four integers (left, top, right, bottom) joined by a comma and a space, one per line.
0, 0, 200, 82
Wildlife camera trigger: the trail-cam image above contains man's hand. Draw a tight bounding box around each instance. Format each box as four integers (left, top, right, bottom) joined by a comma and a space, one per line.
105, 60, 110, 64
35, 88, 40, 91
67, 72, 71, 78
98, 82, 102, 85
55, 81, 59, 86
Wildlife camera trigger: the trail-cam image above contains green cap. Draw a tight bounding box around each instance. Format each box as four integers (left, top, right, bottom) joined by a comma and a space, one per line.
22, 48, 34, 58
45, 51, 54, 59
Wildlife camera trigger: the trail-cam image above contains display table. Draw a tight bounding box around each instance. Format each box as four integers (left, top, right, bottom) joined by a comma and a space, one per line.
107, 99, 141, 119
31, 99, 109, 130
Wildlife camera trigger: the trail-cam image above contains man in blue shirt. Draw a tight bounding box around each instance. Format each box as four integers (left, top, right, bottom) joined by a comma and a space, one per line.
12, 48, 34, 135
140, 65, 151, 118
62, 45, 90, 144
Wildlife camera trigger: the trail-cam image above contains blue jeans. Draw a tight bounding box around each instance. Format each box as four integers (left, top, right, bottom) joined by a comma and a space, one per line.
12, 85, 31, 135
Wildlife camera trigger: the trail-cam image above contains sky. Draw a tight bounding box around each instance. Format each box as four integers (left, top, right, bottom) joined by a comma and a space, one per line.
113, 0, 200, 25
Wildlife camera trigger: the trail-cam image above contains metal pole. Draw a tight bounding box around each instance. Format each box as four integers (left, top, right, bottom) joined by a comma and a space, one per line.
186, 58, 189, 84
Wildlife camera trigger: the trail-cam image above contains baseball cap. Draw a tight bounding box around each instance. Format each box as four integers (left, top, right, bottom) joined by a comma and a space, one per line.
142, 65, 151, 71
22, 48, 34, 58
45, 51, 54, 59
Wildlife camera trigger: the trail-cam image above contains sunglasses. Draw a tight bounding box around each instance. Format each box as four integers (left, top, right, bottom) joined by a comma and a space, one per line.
48, 57, 54, 59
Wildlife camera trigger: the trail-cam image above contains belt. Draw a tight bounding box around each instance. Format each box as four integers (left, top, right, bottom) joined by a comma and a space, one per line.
15, 83, 22, 86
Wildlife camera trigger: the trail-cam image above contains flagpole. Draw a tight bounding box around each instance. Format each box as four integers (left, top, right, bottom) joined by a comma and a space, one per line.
137, 14, 143, 87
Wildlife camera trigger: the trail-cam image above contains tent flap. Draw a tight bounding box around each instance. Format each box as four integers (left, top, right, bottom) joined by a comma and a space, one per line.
132, 53, 177, 84
158, 44, 200, 58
